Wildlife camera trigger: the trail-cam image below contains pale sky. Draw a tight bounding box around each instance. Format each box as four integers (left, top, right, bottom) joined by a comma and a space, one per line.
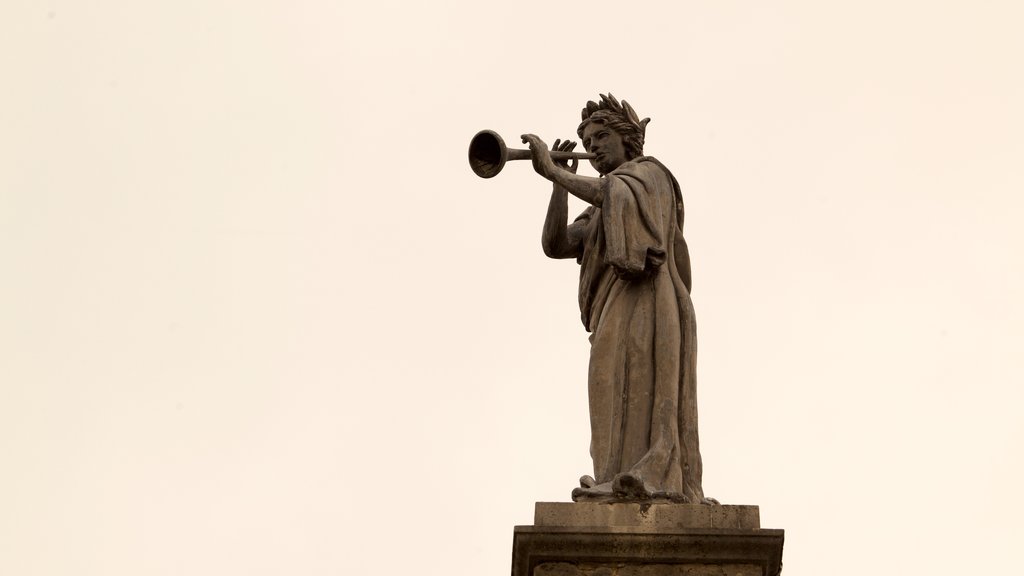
2, 1, 1023, 575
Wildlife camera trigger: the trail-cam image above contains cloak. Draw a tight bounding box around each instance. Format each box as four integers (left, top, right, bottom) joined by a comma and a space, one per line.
573, 157, 704, 501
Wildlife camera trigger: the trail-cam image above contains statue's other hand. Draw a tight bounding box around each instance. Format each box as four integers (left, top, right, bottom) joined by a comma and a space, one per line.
521, 133, 556, 180
552, 139, 578, 174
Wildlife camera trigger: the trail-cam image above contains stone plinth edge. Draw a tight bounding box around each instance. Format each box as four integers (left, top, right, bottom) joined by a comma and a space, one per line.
535, 501, 760, 531
512, 525, 784, 576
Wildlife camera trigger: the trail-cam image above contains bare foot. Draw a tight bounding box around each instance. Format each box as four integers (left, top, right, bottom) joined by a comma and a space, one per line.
650, 490, 692, 503
571, 481, 613, 502
612, 472, 651, 499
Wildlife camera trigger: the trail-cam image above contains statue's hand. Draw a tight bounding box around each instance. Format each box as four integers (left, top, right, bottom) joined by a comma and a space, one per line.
521, 134, 557, 180
552, 139, 578, 174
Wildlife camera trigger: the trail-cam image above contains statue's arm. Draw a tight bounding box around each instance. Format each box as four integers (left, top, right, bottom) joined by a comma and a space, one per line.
522, 134, 608, 207
541, 184, 587, 259
545, 168, 607, 207
540, 138, 587, 259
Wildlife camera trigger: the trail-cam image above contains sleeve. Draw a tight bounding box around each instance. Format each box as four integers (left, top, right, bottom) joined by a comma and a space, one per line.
600, 161, 672, 276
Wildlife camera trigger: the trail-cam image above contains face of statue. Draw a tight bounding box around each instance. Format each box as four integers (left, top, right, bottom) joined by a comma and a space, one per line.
582, 121, 629, 175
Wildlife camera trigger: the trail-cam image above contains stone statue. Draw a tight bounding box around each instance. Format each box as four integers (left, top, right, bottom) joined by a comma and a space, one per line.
519, 94, 712, 504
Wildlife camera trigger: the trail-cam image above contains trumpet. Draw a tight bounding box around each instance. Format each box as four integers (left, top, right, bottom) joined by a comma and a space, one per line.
468, 130, 596, 178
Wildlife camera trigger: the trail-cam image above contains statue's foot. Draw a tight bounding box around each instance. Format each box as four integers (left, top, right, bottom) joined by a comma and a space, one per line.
649, 493, 719, 505
612, 472, 652, 499
571, 481, 613, 502
571, 473, 712, 504
649, 490, 692, 503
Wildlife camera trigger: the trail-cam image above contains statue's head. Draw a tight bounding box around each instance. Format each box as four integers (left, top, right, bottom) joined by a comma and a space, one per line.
577, 94, 650, 175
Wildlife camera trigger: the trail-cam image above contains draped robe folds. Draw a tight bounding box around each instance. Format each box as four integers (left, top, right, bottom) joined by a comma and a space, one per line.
573, 157, 704, 502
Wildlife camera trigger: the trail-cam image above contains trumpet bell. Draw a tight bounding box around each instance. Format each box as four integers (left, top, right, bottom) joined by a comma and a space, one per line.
468, 130, 507, 179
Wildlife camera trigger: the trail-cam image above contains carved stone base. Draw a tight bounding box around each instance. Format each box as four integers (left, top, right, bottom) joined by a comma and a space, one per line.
512, 503, 783, 576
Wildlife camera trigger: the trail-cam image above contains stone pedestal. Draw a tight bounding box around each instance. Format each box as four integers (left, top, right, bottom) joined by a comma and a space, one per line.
512, 503, 783, 576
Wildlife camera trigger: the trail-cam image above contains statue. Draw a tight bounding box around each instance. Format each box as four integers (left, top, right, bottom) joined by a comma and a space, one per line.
471, 94, 712, 505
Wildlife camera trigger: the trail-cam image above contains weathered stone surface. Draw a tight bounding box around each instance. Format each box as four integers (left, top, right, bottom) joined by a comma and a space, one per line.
535, 502, 760, 531
512, 525, 784, 576
534, 563, 581, 576
535, 562, 761, 576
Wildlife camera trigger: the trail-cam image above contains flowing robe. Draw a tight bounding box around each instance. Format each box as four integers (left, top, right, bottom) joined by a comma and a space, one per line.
573, 157, 704, 502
